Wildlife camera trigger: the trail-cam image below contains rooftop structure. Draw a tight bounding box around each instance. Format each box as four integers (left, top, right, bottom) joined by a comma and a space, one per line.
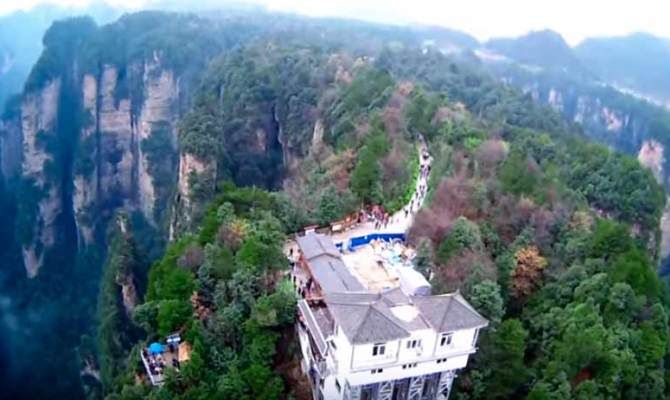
292, 232, 488, 400
294, 233, 365, 298
140, 335, 191, 386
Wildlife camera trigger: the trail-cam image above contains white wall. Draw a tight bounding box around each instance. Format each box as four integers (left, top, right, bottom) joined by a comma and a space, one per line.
340, 354, 470, 387
351, 339, 400, 369
397, 329, 436, 362
329, 325, 354, 374
433, 328, 477, 357
310, 316, 482, 395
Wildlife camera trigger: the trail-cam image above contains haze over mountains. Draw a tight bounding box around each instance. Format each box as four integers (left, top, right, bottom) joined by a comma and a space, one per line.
0, 2, 124, 107
1, 3, 670, 399
2, 3, 670, 111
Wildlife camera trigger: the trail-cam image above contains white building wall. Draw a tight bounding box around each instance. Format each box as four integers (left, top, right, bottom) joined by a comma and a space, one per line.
331, 327, 478, 371
330, 326, 354, 374
320, 374, 343, 400
351, 339, 401, 369
397, 328, 436, 362
342, 354, 469, 387
433, 328, 477, 357
298, 305, 483, 400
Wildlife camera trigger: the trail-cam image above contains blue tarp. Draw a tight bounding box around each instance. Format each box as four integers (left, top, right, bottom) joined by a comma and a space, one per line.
348, 232, 406, 251
149, 342, 164, 354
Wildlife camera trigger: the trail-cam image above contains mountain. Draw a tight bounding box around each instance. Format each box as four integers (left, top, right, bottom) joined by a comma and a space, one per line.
575, 33, 670, 105
0, 9, 669, 400
0, 11, 433, 397
471, 30, 670, 265
485, 30, 590, 77
0, 2, 124, 110
412, 25, 480, 51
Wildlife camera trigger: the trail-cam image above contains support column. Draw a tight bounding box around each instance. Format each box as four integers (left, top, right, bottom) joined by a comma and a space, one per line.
378, 380, 394, 400
408, 375, 425, 400
344, 381, 361, 400
437, 370, 456, 400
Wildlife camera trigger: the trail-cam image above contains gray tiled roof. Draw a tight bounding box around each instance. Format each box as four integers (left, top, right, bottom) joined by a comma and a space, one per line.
325, 299, 411, 344
323, 289, 487, 344
296, 232, 341, 260
412, 293, 488, 332
309, 256, 365, 292
296, 233, 365, 293
298, 300, 328, 355
296, 233, 487, 345
381, 287, 411, 307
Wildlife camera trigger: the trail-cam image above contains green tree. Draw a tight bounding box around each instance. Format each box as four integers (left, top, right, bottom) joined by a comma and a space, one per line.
484, 319, 529, 398
415, 237, 434, 278
351, 146, 383, 204
469, 280, 505, 326
157, 299, 192, 337
438, 217, 484, 262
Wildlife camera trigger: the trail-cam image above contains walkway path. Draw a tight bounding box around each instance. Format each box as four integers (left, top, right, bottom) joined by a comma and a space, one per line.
330, 135, 432, 244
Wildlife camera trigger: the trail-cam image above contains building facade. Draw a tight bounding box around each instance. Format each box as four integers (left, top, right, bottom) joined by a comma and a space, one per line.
293, 232, 488, 400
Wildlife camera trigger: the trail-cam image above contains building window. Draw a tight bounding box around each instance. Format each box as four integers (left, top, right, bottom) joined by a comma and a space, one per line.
406, 339, 422, 349
335, 379, 341, 393
371, 368, 384, 374
329, 339, 337, 350
440, 332, 454, 347
372, 343, 386, 356
402, 363, 418, 369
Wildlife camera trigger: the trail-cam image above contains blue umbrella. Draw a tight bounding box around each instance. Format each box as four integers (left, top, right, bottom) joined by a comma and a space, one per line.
149, 342, 164, 355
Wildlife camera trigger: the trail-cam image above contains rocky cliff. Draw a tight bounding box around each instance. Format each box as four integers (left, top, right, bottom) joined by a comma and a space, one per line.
74, 58, 180, 243
17, 56, 183, 276
20, 79, 62, 277
0, 101, 22, 179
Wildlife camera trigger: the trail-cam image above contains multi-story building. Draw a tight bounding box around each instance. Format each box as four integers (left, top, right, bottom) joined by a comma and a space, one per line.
292, 232, 488, 400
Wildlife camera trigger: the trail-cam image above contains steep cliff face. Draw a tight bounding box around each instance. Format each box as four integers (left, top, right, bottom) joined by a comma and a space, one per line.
0, 109, 21, 180
96, 66, 134, 209
20, 79, 61, 277
19, 57, 182, 276
170, 152, 215, 238
73, 59, 180, 244
73, 74, 98, 245
136, 58, 180, 221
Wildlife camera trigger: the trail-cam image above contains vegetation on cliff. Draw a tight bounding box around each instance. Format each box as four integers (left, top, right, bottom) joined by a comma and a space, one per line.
2, 9, 670, 400
100, 186, 297, 400
403, 82, 668, 398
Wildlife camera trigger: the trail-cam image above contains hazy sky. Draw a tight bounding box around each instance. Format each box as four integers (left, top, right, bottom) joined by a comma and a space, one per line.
1, 0, 668, 45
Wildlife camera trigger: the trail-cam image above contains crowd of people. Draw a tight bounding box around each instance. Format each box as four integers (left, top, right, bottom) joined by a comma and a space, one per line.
359, 205, 392, 230
141, 345, 181, 382
402, 148, 431, 218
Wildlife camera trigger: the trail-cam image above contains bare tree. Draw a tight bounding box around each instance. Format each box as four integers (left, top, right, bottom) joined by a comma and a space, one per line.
476, 139, 507, 177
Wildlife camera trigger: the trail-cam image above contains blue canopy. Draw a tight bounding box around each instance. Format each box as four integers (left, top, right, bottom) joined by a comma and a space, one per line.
149, 342, 164, 354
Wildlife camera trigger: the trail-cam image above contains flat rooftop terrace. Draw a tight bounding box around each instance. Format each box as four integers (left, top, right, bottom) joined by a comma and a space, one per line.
293, 231, 427, 299
342, 239, 416, 292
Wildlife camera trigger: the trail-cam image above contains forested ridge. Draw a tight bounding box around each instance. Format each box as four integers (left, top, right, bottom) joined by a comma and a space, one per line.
1, 10, 669, 400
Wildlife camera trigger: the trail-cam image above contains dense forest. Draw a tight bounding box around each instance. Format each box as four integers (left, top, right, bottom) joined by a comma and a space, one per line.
1, 9, 669, 400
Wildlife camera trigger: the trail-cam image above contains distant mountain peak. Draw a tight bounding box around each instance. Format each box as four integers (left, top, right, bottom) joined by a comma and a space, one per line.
575, 33, 670, 102
483, 29, 587, 76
